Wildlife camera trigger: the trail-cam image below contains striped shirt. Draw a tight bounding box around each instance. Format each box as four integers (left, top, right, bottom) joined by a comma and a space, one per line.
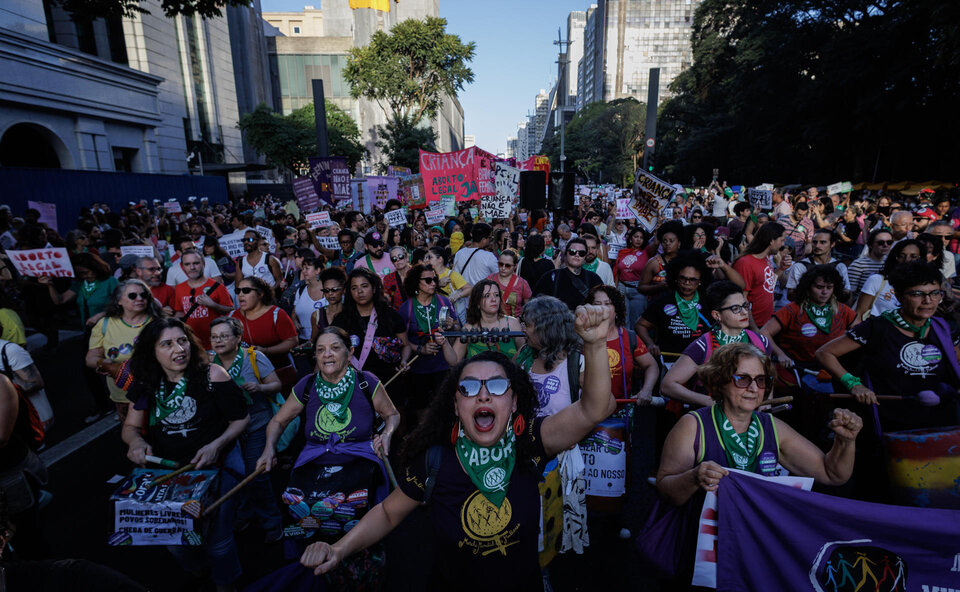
847, 256, 885, 294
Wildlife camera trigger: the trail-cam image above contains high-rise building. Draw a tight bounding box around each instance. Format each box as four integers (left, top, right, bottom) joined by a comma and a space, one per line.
505, 136, 518, 159
515, 120, 528, 161
566, 11, 586, 107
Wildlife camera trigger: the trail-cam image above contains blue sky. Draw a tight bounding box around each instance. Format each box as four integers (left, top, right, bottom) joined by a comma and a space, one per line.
259, 0, 593, 154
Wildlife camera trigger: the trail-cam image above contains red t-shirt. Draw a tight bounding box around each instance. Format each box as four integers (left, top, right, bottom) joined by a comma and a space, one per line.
615, 248, 650, 283
607, 329, 649, 397
487, 273, 533, 317
173, 279, 233, 349
150, 284, 176, 310
772, 302, 857, 363
733, 254, 776, 327
229, 305, 297, 369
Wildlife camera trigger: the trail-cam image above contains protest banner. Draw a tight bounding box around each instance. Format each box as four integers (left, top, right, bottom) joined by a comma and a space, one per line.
628, 169, 676, 232
165, 201, 182, 214
365, 176, 400, 213
748, 187, 773, 210
519, 155, 551, 177
27, 200, 58, 231
316, 236, 340, 250
419, 146, 496, 202
8, 248, 74, 278
692, 470, 812, 588
385, 208, 407, 228
308, 157, 350, 205
218, 233, 245, 259
387, 165, 411, 177
616, 198, 633, 220
400, 174, 427, 209
305, 211, 331, 229
120, 245, 155, 259
425, 207, 445, 225
293, 177, 320, 213
827, 182, 843, 196
495, 162, 520, 202
717, 471, 960, 592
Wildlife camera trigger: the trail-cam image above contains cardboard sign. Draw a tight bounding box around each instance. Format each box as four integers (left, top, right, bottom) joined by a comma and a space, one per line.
827, 182, 843, 196
165, 201, 182, 214
385, 208, 407, 228
8, 248, 74, 278
495, 162, 520, 202
747, 188, 773, 210
400, 174, 427, 209
305, 211, 331, 229
468, 207, 479, 222
425, 207, 445, 225
615, 198, 633, 220
440, 195, 457, 217
109, 469, 218, 546
27, 200, 57, 231
840, 181, 853, 193
628, 169, 675, 232
480, 192, 512, 220
317, 236, 340, 250
120, 245, 155, 259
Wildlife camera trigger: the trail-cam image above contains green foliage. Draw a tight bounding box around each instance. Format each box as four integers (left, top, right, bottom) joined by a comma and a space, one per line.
238, 102, 366, 174
51, 0, 248, 19
344, 17, 475, 124
542, 98, 646, 187
373, 115, 437, 174
657, 0, 960, 185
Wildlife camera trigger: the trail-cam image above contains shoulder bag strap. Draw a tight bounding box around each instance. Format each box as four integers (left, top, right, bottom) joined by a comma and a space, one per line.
349, 307, 378, 370
247, 346, 261, 382
458, 248, 480, 276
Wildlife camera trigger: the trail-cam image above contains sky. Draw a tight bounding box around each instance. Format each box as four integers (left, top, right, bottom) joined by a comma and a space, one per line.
259, 0, 593, 154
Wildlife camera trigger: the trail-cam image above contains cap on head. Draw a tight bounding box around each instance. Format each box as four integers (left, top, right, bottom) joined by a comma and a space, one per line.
364, 231, 383, 246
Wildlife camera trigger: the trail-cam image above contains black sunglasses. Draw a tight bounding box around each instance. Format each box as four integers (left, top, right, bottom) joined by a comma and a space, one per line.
391, 255, 406, 262
321, 287, 342, 294
238, 287, 259, 294
567, 249, 587, 257
420, 276, 437, 284
243, 237, 258, 243
126, 292, 150, 300
457, 377, 511, 397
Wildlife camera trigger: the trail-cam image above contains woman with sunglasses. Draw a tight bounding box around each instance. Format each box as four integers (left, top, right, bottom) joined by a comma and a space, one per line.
229, 277, 299, 394
854, 239, 923, 320
658, 342, 861, 511
300, 306, 616, 589
86, 279, 164, 421
308, 266, 347, 342
451, 279, 525, 363
423, 246, 471, 321
487, 250, 531, 317
662, 281, 772, 408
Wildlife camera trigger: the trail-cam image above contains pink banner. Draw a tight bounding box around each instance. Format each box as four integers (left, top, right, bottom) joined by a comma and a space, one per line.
519, 155, 551, 177
418, 146, 497, 202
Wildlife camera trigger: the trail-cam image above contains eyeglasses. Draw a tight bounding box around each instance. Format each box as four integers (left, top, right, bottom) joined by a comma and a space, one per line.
237, 287, 259, 294
420, 276, 437, 284
567, 249, 587, 257
210, 334, 236, 342
138, 266, 162, 273
498, 262, 514, 269
718, 302, 752, 314
677, 275, 701, 285
904, 289, 944, 300
321, 287, 342, 294
731, 374, 772, 389
126, 292, 150, 300
391, 255, 406, 262
457, 377, 511, 397
874, 240, 893, 246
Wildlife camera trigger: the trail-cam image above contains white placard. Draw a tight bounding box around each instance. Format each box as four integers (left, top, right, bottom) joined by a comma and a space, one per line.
607, 244, 621, 262
827, 182, 843, 196
615, 198, 633, 220
581, 429, 626, 497
317, 236, 340, 250
218, 233, 245, 259
747, 188, 773, 210
385, 208, 407, 228
305, 211, 331, 229
255, 225, 276, 253
495, 163, 520, 202
425, 207, 445, 225
165, 201, 182, 214
7, 248, 74, 278
480, 194, 512, 220
120, 245, 155, 259
758, 183, 774, 191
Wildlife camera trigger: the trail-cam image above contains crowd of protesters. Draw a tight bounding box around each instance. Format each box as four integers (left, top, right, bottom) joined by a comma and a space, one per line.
0, 180, 957, 591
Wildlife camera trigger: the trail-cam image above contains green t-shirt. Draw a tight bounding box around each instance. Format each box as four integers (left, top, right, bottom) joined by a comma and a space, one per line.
71, 276, 118, 325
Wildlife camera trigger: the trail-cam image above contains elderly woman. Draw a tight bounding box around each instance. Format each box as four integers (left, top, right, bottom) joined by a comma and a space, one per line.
449, 279, 525, 363
657, 343, 862, 506
636, 251, 712, 359
487, 249, 531, 317
86, 279, 164, 421
122, 318, 250, 591
228, 276, 299, 393
209, 317, 284, 542
299, 306, 615, 589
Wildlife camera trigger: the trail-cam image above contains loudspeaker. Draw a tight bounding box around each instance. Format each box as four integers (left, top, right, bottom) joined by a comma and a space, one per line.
548, 172, 575, 210
519, 171, 547, 210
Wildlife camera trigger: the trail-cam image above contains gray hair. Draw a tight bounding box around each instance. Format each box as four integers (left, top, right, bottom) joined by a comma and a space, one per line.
522, 296, 582, 371
210, 316, 243, 338
890, 210, 913, 224
929, 220, 953, 231
557, 224, 571, 233
136, 255, 160, 268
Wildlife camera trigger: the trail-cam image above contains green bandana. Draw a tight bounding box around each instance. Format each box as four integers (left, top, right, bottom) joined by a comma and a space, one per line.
712, 404, 762, 471
714, 327, 748, 346
881, 308, 931, 338
152, 376, 188, 426
82, 280, 97, 295
313, 367, 356, 421
214, 350, 251, 404
545, 246, 555, 259
414, 294, 439, 336
583, 259, 599, 273
805, 304, 833, 333
455, 423, 516, 507
515, 345, 535, 371
675, 291, 701, 332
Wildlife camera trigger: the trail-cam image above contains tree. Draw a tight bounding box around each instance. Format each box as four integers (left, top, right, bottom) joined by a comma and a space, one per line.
373, 115, 437, 174
238, 102, 366, 175
344, 17, 475, 125
51, 0, 247, 19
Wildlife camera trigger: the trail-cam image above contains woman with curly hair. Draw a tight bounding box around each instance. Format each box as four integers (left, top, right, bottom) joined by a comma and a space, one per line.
299, 305, 615, 590
636, 250, 712, 358
450, 279, 525, 363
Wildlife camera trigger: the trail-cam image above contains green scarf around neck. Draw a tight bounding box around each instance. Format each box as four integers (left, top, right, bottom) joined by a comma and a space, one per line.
152, 376, 188, 426
313, 367, 356, 421
881, 308, 931, 338
455, 423, 516, 507
414, 294, 439, 336
675, 291, 701, 331
805, 303, 834, 333
712, 404, 762, 471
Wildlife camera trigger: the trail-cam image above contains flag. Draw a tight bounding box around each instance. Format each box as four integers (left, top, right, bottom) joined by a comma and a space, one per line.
717, 472, 960, 592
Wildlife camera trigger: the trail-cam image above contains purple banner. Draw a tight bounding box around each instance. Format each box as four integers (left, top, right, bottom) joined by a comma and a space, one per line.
363, 176, 400, 213
717, 472, 960, 592
292, 177, 319, 212
308, 157, 351, 205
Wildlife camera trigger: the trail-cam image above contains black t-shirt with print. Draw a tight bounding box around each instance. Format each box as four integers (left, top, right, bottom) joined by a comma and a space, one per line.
398, 418, 549, 592
129, 375, 248, 465
847, 316, 956, 429
642, 293, 710, 356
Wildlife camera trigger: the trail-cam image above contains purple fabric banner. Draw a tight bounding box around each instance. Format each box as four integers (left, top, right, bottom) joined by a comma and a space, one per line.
717, 472, 960, 592
308, 157, 351, 205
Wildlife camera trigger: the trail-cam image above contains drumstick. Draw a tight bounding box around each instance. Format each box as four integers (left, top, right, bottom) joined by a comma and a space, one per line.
615, 396, 666, 407
148, 463, 196, 488
145, 455, 180, 469
379, 452, 399, 490
828, 392, 940, 406
201, 466, 267, 518
384, 355, 419, 388
758, 396, 794, 408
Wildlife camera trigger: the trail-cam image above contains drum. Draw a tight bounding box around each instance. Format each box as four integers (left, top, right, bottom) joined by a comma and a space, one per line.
883, 425, 960, 509
108, 468, 219, 546
582, 414, 630, 514
281, 458, 380, 541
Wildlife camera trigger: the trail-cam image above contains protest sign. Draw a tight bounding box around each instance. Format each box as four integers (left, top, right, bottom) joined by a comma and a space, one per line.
218, 233, 245, 258
385, 208, 407, 228
748, 187, 773, 210
480, 192, 512, 220
606, 244, 621, 262
441, 195, 457, 217
317, 236, 340, 250
350, 178, 363, 212
400, 174, 427, 209
615, 198, 633, 220
308, 157, 350, 205
419, 146, 496, 202
283, 200, 300, 218
468, 207, 479, 222
581, 418, 627, 497
387, 165, 411, 177
519, 155, 551, 177
165, 201, 182, 214
365, 176, 400, 213
717, 471, 960, 592
425, 207, 445, 225
255, 225, 277, 253
495, 162, 520, 202
840, 181, 853, 193
8, 248, 74, 278
758, 183, 774, 191
120, 245, 155, 259
628, 169, 675, 232
827, 182, 843, 196
27, 200, 58, 231
305, 211, 331, 229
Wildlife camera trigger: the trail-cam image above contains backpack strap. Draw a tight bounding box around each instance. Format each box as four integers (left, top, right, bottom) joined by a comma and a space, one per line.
457, 247, 480, 277
745, 329, 767, 352
423, 444, 444, 505
567, 349, 582, 403
247, 346, 261, 382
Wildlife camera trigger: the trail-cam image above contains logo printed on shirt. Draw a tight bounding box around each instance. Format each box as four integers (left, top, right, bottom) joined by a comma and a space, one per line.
800, 323, 818, 337
898, 342, 942, 378
664, 304, 678, 316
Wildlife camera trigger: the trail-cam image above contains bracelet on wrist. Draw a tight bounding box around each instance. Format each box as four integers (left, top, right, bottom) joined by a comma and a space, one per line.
839, 372, 862, 391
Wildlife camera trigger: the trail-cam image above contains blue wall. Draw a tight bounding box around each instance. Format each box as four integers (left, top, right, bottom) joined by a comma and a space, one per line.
0, 167, 229, 232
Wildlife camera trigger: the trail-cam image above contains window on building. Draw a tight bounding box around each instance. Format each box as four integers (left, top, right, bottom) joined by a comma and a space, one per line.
112, 147, 138, 172
293, 26, 301, 34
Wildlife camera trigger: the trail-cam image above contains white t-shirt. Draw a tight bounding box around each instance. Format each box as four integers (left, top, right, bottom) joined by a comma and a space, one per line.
292, 284, 326, 340
590, 260, 615, 286
241, 251, 278, 287
166, 256, 222, 287
785, 259, 851, 291
0, 339, 53, 426
453, 247, 498, 285
861, 273, 899, 317
530, 355, 585, 417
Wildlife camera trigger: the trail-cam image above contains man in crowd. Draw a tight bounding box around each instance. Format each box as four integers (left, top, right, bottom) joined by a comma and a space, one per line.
173, 250, 233, 349
771, 189, 792, 221
353, 231, 395, 279
889, 210, 915, 243
927, 221, 957, 281
330, 229, 361, 271
532, 237, 603, 310
582, 234, 614, 285
556, 223, 577, 253
235, 229, 282, 289
135, 256, 175, 315
165, 236, 222, 287
453, 223, 498, 284
778, 200, 814, 259
847, 229, 893, 297
784, 228, 850, 301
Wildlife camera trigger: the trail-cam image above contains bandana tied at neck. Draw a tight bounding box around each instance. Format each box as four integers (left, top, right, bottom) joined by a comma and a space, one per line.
805, 304, 833, 333
881, 308, 931, 338
313, 367, 356, 421
415, 294, 439, 337
455, 423, 516, 507
713, 327, 748, 346
153, 376, 189, 426
712, 404, 762, 471
675, 291, 701, 332
214, 349, 251, 404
